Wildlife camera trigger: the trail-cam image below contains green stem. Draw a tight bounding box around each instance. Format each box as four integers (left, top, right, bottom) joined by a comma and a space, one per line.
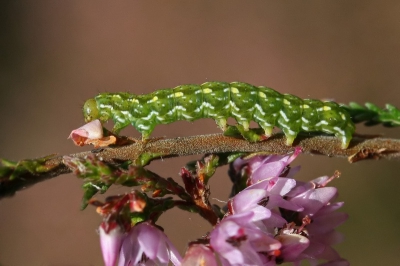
343, 102, 400, 127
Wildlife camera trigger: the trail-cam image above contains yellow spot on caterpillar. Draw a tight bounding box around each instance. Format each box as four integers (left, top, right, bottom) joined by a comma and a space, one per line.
152, 96, 158, 102
230, 87, 239, 94
340, 113, 346, 120
258, 91, 266, 98
283, 99, 291, 105
174, 92, 183, 97
203, 88, 212, 94
303, 104, 309, 109
323, 106, 332, 111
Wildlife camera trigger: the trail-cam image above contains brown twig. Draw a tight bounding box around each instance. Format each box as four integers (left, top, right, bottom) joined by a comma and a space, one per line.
1, 133, 400, 199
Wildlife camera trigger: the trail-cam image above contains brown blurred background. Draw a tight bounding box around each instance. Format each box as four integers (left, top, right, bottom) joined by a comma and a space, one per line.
1, 1, 400, 265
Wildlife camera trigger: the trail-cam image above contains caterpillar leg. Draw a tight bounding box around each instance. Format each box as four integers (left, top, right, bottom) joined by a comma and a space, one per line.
140, 127, 155, 142
111, 111, 130, 134
281, 127, 298, 146
336, 128, 354, 149
259, 123, 274, 137
215, 118, 227, 131
331, 121, 354, 149
237, 120, 250, 131
133, 119, 155, 142
338, 135, 350, 149
112, 121, 129, 135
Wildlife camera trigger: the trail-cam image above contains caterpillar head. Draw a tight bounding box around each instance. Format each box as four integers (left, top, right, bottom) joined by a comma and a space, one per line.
83, 98, 100, 122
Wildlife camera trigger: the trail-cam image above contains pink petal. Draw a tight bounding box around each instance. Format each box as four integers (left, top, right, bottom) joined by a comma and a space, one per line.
262, 211, 289, 229
231, 189, 268, 213
68, 120, 103, 146
270, 178, 297, 196
137, 223, 162, 260
291, 187, 338, 216
252, 161, 286, 182
276, 233, 310, 261
99, 226, 125, 266
182, 245, 217, 266
268, 194, 303, 211
308, 212, 348, 234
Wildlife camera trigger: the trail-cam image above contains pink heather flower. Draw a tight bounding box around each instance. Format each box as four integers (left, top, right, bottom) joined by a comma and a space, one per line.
118, 222, 182, 266
95, 193, 180, 266
298, 207, 348, 265
275, 228, 310, 262
277, 175, 349, 265
238, 177, 302, 231
286, 175, 339, 215
228, 180, 302, 232
68, 119, 103, 146
228, 188, 272, 222
233, 147, 302, 185
228, 151, 348, 265
231, 148, 303, 229
95, 194, 132, 266
210, 211, 281, 266
99, 224, 126, 266
249, 177, 302, 212
181, 244, 218, 266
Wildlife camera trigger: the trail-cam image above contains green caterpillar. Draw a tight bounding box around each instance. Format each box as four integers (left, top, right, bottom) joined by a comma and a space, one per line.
83, 81, 355, 149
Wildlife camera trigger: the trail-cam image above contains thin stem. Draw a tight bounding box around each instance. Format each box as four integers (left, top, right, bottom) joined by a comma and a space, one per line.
1, 133, 400, 199
344, 102, 400, 127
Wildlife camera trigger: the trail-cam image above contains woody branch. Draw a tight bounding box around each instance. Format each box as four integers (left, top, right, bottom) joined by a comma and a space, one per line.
1, 132, 400, 199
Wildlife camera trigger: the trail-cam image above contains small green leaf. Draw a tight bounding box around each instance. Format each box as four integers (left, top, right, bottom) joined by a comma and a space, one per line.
344, 102, 400, 127
136, 152, 164, 166
81, 182, 110, 210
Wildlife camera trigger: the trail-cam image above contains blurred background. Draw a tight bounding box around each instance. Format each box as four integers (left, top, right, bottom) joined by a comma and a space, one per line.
1, 1, 400, 265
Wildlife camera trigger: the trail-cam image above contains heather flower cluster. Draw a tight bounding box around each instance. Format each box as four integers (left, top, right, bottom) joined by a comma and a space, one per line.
95, 147, 348, 266
182, 147, 349, 266
95, 193, 182, 266
74, 123, 348, 266
100, 221, 182, 266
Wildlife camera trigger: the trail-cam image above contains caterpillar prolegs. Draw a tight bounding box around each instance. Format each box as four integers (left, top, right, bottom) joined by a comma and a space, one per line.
83, 81, 355, 149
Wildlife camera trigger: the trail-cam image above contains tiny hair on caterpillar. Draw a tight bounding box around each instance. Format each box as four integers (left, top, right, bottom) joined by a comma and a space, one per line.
83, 81, 355, 149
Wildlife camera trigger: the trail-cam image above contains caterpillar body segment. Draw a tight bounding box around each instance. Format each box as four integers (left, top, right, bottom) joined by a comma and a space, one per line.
83, 81, 355, 149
